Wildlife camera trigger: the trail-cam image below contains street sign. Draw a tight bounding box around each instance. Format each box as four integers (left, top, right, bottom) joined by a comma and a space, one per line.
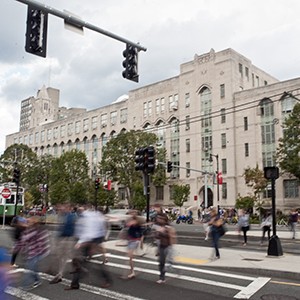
1, 188, 11, 199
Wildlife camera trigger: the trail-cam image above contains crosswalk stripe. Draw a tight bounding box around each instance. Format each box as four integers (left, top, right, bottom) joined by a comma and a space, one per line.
5, 286, 49, 300
105, 253, 257, 281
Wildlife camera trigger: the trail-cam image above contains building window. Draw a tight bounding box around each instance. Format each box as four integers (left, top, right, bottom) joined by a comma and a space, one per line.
92, 116, 98, 129
186, 162, 191, 177
222, 182, 227, 199
252, 73, 255, 87
282, 95, 296, 114
120, 108, 128, 123
143, 102, 147, 117
185, 93, 190, 107
264, 80, 268, 86
35, 132, 39, 143
261, 124, 275, 144
256, 75, 259, 86
67, 123, 73, 135
221, 108, 226, 123
118, 187, 126, 201
75, 121, 81, 134
155, 99, 160, 114
110, 111, 117, 125
244, 117, 248, 131
221, 133, 226, 148
245, 143, 249, 157
239, 63, 243, 76
53, 127, 58, 139
161, 97, 165, 112
148, 101, 152, 116
185, 115, 190, 130
186, 139, 190, 153
101, 114, 107, 127
83, 118, 89, 132
41, 130, 45, 142
245, 67, 249, 80
221, 159, 227, 174
60, 125, 65, 138
284, 180, 299, 198
29, 134, 33, 145
260, 99, 274, 117
220, 84, 225, 98
156, 186, 164, 201
47, 129, 52, 141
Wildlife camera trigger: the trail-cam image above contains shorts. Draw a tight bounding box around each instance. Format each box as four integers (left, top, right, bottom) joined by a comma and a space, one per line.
127, 240, 140, 250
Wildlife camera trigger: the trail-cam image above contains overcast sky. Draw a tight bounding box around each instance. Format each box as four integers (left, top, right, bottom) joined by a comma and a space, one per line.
1, 0, 300, 155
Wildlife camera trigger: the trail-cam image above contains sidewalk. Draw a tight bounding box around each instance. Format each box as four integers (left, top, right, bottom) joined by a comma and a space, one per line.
105, 229, 300, 280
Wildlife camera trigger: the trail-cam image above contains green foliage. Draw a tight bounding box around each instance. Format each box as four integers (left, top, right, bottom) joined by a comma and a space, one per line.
99, 130, 159, 208
244, 165, 268, 199
49, 150, 90, 204
235, 195, 254, 210
172, 184, 190, 207
277, 102, 300, 180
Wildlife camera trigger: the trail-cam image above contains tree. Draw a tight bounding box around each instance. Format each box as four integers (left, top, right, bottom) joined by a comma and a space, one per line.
235, 194, 255, 212
99, 130, 159, 208
243, 165, 268, 215
49, 150, 90, 204
277, 102, 300, 180
172, 184, 190, 207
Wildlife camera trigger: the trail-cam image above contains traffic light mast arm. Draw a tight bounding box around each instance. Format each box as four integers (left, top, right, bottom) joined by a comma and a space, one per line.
159, 162, 214, 176
16, 0, 147, 52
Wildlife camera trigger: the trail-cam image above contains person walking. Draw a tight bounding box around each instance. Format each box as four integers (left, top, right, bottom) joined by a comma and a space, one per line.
208, 208, 222, 260
202, 208, 211, 241
49, 203, 77, 284
20, 216, 50, 290
289, 209, 298, 239
65, 206, 112, 290
10, 211, 28, 267
155, 214, 171, 283
123, 210, 144, 279
238, 209, 250, 246
260, 212, 272, 245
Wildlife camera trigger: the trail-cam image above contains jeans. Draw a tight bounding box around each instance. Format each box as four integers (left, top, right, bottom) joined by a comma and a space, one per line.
22, 255, 42, 287
158, 247, 169, 280
211, 227, 220, 258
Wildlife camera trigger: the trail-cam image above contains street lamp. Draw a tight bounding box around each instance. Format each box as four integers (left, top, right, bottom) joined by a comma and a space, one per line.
209, 153, 220, 205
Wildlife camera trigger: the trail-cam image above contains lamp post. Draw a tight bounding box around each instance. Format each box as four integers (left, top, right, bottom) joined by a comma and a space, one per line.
209, 153, 220, 205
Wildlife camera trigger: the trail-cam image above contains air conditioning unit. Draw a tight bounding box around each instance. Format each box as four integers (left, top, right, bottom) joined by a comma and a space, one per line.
172, 151, 177, 156
170, 102, 178, 110
101, 123, 107, 128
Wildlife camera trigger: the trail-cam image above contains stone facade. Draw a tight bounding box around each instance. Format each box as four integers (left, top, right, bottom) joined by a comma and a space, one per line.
5, 48, 300, 211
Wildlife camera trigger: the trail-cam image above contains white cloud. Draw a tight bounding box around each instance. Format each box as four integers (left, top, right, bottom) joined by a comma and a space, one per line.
1, 0, 300, 154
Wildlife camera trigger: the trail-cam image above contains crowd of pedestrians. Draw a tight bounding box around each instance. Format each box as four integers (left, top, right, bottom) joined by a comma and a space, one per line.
2, 203, 299, 292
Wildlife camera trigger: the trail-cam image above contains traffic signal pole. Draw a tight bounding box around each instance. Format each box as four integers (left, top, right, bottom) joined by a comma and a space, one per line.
15, 0, 147, 52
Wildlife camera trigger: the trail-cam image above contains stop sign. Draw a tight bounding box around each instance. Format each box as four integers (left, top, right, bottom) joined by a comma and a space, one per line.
1, 188, 11, 199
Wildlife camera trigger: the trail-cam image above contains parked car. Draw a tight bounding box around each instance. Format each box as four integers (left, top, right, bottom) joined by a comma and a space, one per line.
105, 209, 145, 229
28, 207, 45, 216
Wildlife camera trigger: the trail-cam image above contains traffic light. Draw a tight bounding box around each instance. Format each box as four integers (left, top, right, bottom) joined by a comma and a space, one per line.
13, 168, 21, 185
122, 43, 139, 82
135, 148, 146, 171
146, 146, 155, 173
25, 5, 48, 58
95, 178, 100, 190
167, 161, 173, 173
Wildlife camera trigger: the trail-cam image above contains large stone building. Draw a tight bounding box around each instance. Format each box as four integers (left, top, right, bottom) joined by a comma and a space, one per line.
5, 48, 300, 211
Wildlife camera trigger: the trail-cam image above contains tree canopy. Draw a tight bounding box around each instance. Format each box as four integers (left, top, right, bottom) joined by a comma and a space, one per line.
277, 102, 300, 180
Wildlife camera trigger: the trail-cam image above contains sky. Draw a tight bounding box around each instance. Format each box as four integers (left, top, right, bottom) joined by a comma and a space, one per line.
1, 0, 300, 155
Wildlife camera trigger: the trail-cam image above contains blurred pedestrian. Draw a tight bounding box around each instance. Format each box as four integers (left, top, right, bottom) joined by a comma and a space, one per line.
123, 210, 144, 279
260, 212, 272, 245
208, 208, 222, 260
0, 248, 11, 300
155, 214, 171, 283
49, 203, 77, 284
238, 209, 250, 246
202, 208, 211, 240
66, 206, 112, 290
289, 209, 298, 239
166, 219, 177, 270
20, 216, 50, 290
10, 211, 28, 267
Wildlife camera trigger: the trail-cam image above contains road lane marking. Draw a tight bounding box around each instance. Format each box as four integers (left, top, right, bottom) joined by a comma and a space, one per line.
234, 277, 270, 299
270, 280, 300, 287
174, 256, 208, 265
5, 286, 50, 300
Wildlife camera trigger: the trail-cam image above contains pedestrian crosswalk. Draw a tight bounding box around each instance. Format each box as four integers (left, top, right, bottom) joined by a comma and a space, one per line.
6, 252, 270, 300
